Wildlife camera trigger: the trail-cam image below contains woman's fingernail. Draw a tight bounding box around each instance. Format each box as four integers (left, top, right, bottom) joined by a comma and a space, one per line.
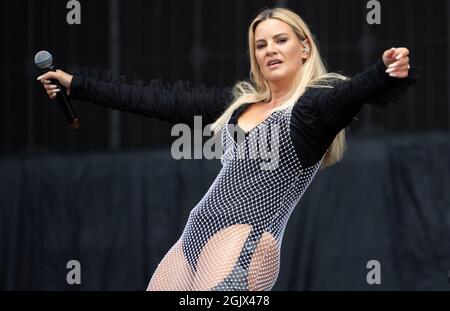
36, 76, 42, 80
395, 54, 403, 60
54, 89, 60, 93
386, 68, 395, 73
388, 63, 397, 68
389, 72, 397, 77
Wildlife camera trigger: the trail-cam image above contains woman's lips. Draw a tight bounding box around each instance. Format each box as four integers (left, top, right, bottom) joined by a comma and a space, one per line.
268, 62, 282, 69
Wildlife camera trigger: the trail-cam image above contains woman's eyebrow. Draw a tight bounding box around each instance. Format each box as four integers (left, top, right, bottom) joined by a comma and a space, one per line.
255, 32, 289, 43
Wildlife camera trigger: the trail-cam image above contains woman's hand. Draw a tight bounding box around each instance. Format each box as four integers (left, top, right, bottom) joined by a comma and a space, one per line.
382, 47, 410, 78
37, 69, 73, 99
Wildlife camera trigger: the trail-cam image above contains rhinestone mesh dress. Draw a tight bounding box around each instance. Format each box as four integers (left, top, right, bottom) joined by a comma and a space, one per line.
69, 59, 419, 291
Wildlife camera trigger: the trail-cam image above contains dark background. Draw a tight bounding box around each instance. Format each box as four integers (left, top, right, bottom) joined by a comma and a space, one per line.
0, 0, 449, 290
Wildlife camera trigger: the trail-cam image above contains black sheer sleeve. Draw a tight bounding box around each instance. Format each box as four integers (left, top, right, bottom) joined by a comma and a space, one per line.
313, 58, 421, 131
289, 58, 421, 167
67, 66, 233, 126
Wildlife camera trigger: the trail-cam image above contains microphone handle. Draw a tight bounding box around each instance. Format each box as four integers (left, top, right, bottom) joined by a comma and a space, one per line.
50, 78, 80, 130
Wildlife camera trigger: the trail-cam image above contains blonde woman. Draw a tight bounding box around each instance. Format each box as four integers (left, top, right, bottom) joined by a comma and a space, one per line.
38, 8, 418, 291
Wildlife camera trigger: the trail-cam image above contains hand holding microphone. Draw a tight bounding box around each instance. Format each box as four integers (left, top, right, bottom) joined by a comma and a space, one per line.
38, 69, 73, 98
35, 51, 80, 129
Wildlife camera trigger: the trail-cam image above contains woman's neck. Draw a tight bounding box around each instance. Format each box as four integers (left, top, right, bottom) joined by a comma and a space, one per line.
268, 81, 293, 106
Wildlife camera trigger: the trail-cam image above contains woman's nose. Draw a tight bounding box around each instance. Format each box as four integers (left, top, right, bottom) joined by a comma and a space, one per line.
265, 43, 278, 56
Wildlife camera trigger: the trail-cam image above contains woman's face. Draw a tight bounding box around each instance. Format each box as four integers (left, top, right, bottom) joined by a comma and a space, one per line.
254, 18, 308, 87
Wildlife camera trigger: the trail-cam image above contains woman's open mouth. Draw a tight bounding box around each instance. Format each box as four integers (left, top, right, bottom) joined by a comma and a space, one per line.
267, 59, 283, 69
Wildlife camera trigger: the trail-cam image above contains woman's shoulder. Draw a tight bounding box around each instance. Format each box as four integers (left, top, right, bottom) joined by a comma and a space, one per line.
298, 79, 343, 104
291, 76, 349, 124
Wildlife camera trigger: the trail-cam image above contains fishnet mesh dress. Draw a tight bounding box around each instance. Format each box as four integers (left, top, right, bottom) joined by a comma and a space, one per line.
147, 106, 323, 291
68, 59, 419, 291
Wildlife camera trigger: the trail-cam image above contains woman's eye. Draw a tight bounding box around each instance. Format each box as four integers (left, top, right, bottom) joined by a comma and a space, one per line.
256, 38, 286, 49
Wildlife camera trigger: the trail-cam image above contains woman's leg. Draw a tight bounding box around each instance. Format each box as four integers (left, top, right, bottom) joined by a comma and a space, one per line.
247, 232, 280, 291
190, 224, 252, 291
146, 239, 195, 291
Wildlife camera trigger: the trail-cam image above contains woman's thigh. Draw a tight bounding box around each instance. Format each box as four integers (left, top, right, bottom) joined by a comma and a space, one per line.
146, 239, 195, 291
191, 224, 253, 291
248, 232, 280, 291
190, 224, 280, 291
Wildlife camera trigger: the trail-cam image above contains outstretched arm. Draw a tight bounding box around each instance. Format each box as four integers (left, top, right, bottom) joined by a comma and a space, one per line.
37, 68, 233, 126
313, 47, 419, 131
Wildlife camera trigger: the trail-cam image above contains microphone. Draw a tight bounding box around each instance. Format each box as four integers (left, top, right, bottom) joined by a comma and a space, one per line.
34, 50, 80, 130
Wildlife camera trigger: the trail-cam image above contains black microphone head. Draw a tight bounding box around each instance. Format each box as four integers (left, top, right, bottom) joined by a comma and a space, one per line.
34, 50, 53, 69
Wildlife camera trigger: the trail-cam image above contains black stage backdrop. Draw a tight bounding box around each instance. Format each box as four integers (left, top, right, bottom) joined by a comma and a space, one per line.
1, 133, 449, 290
0, 0, 448, 154
0, 0, 449, 291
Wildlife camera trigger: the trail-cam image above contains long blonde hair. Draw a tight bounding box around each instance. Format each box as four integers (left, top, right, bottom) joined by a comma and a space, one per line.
211, 8, 349, 169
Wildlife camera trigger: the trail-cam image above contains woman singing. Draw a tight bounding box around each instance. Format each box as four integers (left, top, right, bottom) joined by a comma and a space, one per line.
38, 8, 418, 291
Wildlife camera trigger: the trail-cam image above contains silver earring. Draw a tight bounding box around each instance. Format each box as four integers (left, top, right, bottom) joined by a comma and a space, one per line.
302, 39, 310, 53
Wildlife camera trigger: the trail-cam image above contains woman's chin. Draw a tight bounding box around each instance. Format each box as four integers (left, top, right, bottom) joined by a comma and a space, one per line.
265, 74, 288, 84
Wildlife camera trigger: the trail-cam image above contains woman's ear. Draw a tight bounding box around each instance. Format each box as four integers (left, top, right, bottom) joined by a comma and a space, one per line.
301, 39, 310, 59
302, 39, 310, 52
